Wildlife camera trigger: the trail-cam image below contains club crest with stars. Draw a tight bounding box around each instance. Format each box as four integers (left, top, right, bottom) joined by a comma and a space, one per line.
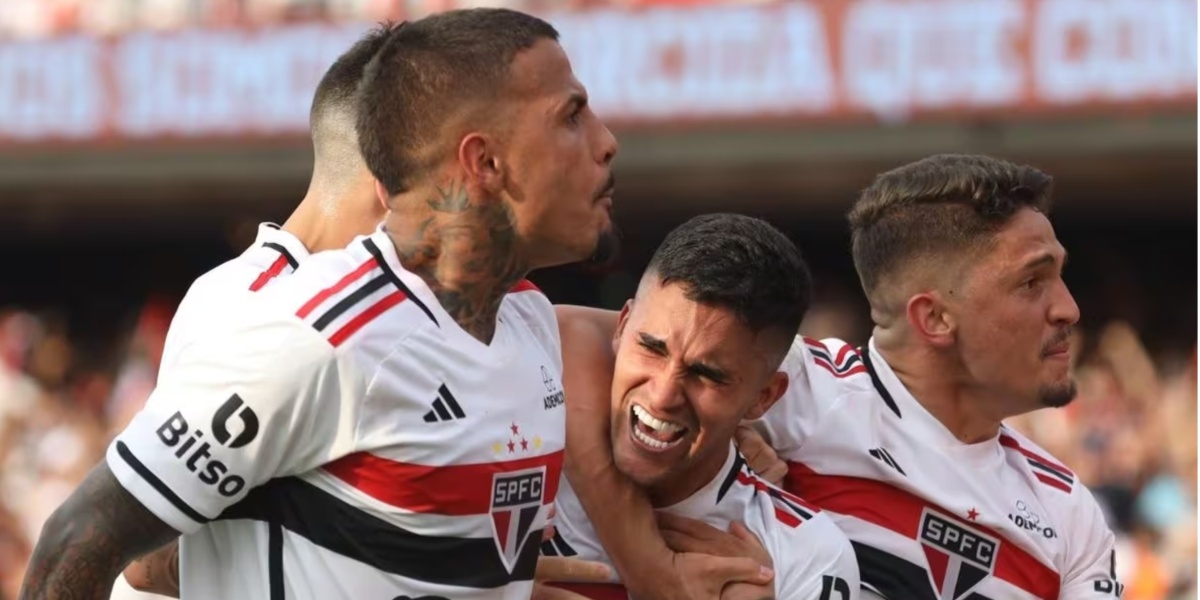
489, 422, 545, 572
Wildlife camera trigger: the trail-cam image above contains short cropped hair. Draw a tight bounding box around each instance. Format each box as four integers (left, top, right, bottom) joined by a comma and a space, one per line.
848, 154, 1054, 300
357, 9, 559, 195
646, 213, 812, 352
310, 24, 391, 133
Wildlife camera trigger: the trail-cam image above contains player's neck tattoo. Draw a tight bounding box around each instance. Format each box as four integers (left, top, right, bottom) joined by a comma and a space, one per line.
390, 178, 525, 344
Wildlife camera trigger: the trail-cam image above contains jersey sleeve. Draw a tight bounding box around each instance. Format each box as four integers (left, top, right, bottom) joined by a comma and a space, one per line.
1060, 485, 1123, 599
770, 513, 861, 600
106, 314, 365, 534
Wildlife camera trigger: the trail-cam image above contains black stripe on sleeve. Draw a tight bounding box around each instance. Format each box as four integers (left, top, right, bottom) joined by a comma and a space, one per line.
262, 242, 299, 269
312, 275, 390, 331
1028, 459, 1074, 483
115, 441, 211, 525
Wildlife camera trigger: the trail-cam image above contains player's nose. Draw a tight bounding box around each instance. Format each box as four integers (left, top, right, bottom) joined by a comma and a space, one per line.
643, 369, 685, 413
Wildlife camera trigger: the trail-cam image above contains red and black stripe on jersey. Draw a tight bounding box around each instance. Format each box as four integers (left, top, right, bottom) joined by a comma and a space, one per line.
249, 242, 301, 292
999, 433, 1076, 493
294, 239, 437, 346
787, 462, 1061, 600
804, 338, 867, 379
716, 452, 818, 528
218, 446, 564, 589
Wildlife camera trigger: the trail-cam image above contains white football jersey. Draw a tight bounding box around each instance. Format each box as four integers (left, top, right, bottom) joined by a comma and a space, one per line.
755, 337, 1122, 600
160, 223, 309, 372
544, 445, 860, 600
107, 229, 567, 600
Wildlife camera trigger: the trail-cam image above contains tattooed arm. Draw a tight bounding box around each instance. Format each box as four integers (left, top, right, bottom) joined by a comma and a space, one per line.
123, 540, 180, 598
19, 462, 180, 600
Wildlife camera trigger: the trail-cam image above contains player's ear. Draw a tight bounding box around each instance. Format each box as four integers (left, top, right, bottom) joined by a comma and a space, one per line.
458, 132, 503, 195
374, 179, 392, 210
745, 371, 788, 421
907, 291, 955, 348
612, 300, 633, 353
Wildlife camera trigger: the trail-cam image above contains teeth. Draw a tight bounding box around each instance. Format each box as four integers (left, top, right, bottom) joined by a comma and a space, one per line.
633, 423, 672, 449
632, 405, 683, 433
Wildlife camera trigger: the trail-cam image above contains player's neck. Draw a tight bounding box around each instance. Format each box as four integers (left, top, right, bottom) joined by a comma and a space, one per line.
285, 175, 382, 253
875, 336, 1004, 445
384, 176, 529, 345
645, 446, 731, 508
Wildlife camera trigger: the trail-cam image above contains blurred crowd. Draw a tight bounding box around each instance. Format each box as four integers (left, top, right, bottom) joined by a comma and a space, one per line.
0, 293, 1194, 600
0, 0, 724, 39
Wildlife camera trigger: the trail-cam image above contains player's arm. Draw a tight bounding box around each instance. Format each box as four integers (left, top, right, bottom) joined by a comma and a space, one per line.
555, 305, 772, 600
1060, 487, 1123, 599
123, 540, 180, 597
22, 316, 359, 599
19, 463, 180, 600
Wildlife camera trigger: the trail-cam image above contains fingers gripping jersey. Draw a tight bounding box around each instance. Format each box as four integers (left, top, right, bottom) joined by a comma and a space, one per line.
754, 337, 1122, 600
544, 446, 861, 600
108, 230, 567, 600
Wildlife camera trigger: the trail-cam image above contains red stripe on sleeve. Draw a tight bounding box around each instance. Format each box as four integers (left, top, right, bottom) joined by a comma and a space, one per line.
249, 255, 291, 292
999, 435, 1073, 478
1034, 473, 1072, 493
324, 450, 564, 515
509, 279, 541, 293
327, 291, 406, 347
296, 258, 378, 318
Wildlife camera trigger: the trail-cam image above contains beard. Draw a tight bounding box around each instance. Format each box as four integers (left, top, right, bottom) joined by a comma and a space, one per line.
588, 221, 621, 266
1038, 379, 1078, 408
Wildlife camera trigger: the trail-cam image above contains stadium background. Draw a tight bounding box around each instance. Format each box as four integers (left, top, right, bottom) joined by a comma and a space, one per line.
0, 0, 1194, 598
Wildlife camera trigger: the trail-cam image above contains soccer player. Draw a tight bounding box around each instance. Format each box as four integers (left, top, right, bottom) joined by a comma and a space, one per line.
20, 9, 620, 599
547, 214, 860, 600
117, 25, 389, 596
566, 155, 1122, 600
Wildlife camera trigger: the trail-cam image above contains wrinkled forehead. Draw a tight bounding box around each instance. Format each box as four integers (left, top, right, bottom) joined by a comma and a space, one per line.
625, 280, 769, 366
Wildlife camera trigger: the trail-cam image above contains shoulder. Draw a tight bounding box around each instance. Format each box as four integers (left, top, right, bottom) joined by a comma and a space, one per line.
502, 279, 555, 330
998, 426, 1081, 497
259, 246, 434, 351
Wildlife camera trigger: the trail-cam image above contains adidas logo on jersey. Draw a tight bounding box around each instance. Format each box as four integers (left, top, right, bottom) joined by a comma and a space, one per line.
868, 447, 906, 476
423, 384, 466, 423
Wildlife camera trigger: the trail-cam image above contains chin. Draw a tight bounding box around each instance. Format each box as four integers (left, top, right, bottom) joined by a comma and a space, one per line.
1038, 379, 1078, 408
612, 447, 664, 487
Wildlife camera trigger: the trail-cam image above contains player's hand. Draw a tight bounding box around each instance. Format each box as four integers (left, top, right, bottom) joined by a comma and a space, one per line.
657, 513, 774, 599
735, 425, 786, 487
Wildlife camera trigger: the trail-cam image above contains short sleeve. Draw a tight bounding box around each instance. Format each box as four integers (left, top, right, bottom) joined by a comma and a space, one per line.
106, 315, 365, 534
771, 512, 861, 600
1060, 485, 1123, 599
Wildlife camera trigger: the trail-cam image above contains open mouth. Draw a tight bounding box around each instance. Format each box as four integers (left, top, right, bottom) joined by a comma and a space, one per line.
630, 404, 688, 451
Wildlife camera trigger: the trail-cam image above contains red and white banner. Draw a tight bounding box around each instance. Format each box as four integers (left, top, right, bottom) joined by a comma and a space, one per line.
0, 0, 1193, 145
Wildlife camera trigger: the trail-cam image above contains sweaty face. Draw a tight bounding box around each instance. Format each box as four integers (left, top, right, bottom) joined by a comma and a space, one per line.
499, 39, 618, 270
609, 280, 784, 501
951, 208, 1080, 413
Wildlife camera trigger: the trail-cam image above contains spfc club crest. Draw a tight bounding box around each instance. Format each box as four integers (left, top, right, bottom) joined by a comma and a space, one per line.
490, 467, 546, 572
919, 508, 999, 600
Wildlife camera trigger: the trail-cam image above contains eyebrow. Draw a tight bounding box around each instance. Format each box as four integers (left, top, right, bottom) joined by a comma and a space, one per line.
636, 331, 731, 384
561, 92, 587, 115
1021, 249, 1067, 272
